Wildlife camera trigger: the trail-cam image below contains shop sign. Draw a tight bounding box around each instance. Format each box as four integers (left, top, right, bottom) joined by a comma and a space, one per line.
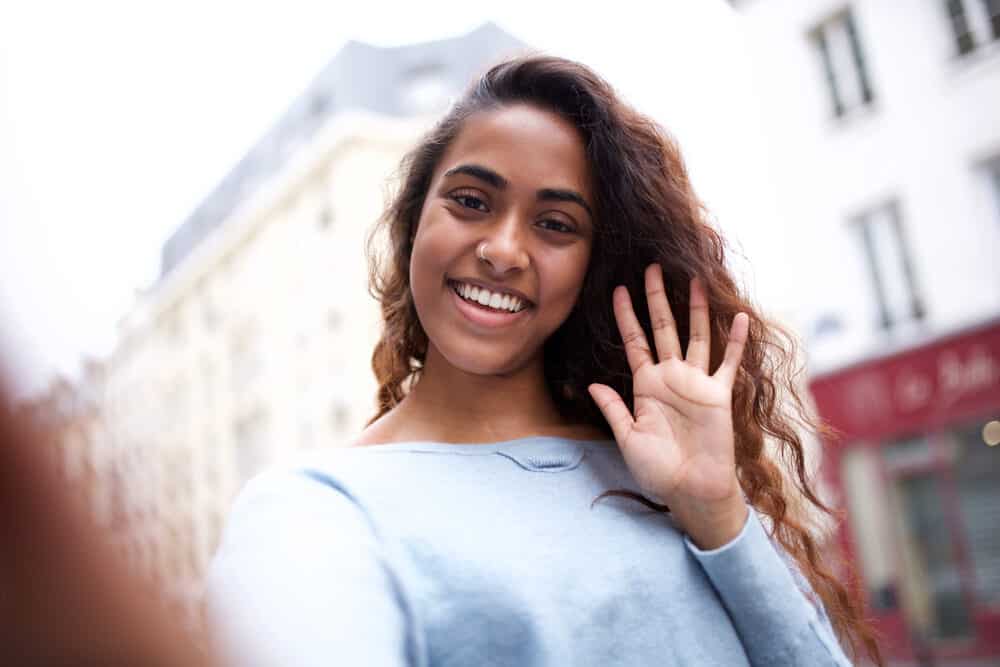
810, 321, 1000, 441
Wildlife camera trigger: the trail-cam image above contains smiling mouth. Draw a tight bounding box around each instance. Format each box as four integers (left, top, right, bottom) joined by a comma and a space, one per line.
447, 279, 531, 314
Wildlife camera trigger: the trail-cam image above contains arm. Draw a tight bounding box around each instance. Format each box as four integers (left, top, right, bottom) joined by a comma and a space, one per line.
588, 266, 853, 665
685, 510, 853, 666
205, 470, 413, 667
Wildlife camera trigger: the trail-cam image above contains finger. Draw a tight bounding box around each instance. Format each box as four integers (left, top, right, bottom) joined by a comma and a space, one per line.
714, 312, 750, 387
685, 277, 711, 373
0, 379, 217, 666
588, 383, 635, 446
644, 264, 681, 362
612, 285, 655, 374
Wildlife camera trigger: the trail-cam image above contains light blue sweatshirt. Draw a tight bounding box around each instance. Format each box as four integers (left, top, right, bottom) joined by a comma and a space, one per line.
206, 437, 853, 666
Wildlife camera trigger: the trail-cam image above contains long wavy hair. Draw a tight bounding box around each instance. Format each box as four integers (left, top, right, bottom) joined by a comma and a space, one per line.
365, 55, 882, 665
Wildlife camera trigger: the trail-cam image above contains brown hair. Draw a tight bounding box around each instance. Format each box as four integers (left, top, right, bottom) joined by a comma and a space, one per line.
366, 54, 882, 665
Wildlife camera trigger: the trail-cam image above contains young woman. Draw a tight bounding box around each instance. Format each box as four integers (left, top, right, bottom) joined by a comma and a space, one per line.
207, 56, 882, 666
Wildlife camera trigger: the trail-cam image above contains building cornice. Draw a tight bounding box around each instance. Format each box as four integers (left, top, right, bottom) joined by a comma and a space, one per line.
118, 111, 429, 338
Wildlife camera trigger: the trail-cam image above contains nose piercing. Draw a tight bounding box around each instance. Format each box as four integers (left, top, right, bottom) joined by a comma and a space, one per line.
477, 241, 490, 264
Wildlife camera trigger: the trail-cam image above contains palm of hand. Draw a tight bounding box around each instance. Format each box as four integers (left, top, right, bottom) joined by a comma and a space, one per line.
588, 264, 749, 511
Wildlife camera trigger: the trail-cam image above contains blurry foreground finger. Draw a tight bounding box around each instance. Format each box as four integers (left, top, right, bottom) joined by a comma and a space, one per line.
0, 372, 218, 667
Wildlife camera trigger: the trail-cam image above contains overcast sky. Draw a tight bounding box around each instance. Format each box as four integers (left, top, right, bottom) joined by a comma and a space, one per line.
0, 0, 776, 397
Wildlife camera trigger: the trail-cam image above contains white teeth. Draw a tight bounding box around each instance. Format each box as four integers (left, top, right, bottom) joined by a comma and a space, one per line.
453, 281, 526, 313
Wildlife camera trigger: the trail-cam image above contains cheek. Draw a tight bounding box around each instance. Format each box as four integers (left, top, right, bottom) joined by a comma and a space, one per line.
409, 220, 472, 331
409, 215, 450, 290
409, 247, 442, 309
542, 246, 591, 311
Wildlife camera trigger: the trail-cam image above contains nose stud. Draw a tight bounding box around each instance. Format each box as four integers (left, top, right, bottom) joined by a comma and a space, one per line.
477, 241, 491, 264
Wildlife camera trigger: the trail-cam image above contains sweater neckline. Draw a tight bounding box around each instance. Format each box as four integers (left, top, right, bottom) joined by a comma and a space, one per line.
356, 436, 617, 472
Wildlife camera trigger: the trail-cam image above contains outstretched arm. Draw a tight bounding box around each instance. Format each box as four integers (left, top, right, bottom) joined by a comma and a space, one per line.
588, 264, 852, 665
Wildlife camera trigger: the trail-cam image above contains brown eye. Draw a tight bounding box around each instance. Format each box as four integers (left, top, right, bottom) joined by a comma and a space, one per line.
537, 219, 575, 233
450, 192, 489, 213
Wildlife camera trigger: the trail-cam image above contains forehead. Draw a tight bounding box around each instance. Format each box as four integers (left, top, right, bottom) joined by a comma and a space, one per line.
437, 105, 592, 197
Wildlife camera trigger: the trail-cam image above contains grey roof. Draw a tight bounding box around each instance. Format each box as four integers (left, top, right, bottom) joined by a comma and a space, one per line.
159, 22, 527, 281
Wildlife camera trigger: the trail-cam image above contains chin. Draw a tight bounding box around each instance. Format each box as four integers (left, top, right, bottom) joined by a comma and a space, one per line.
440, 345, 534, 378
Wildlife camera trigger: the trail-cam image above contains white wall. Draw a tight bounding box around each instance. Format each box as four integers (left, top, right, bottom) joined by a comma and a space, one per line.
734, 0, 1000, 371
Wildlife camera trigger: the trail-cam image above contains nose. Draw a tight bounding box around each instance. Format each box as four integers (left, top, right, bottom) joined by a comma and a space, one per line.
480, 214, 529, 275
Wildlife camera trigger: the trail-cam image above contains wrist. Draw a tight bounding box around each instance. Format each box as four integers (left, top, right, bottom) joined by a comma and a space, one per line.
673, 486, 748, 551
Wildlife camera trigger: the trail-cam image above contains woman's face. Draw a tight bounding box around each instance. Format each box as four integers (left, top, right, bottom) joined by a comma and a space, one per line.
410, 104, 595, 377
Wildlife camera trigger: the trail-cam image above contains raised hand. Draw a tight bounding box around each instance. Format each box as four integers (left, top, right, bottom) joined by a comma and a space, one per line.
587, 264, 750, 549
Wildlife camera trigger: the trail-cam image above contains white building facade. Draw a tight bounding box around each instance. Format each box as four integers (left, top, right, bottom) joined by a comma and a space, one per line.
730, 1, 1000, 663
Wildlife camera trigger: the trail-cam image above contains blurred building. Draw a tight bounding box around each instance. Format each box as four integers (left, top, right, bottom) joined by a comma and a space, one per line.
730, 0, 1000, 663
97, 23, 526, 626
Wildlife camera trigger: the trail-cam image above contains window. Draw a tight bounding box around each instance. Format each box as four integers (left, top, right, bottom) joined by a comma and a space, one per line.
984, 154, 1000, 219
811, 8, 874, 118
202, 301, 219, 331
200, 357, 215, 414
945, 0, 1000, 56
318, 204, 333, 229
852, 200, 925, 332
330, 401, 351, 434
298, 420, 315, 450
947, 0, 978, 54
229, 321, 263, 390
892, 470, 972, 638
233, 409, 269, 484
989, 0, 1000, 38
203, 437, 219, 488
952, 419, 1000, 605
162, 374, 188, 435
198, 280, 220, 331
327, 308, 342, 331
165, 308, 185, 345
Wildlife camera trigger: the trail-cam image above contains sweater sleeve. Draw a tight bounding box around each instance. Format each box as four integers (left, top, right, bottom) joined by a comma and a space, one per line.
684, 510, 854, 666
204, 469, 413, 667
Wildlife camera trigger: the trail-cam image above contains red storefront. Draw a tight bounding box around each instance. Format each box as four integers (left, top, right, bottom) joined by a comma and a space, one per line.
810, 318, 1000, 663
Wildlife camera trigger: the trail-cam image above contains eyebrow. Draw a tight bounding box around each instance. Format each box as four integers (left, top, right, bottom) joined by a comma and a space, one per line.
443, 163, 593, 220
444, 164, 508, 189
538, 188, 593, 219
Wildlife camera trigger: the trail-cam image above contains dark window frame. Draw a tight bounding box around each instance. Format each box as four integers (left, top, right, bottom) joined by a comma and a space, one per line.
852, 200, 925, 332
947, 0, 978, 54
810, 7, 876, 119
984, 0, 1000, 39
945, 0, 1000, 56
